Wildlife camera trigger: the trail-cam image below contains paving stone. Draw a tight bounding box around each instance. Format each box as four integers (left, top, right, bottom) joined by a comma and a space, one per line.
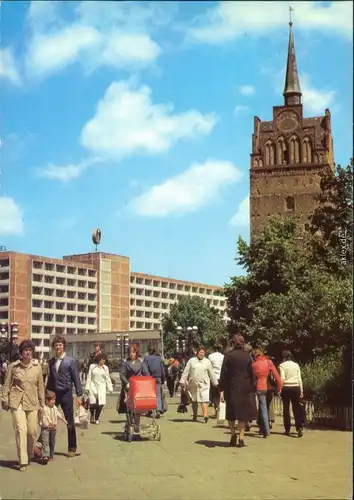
0, 397, 352, 500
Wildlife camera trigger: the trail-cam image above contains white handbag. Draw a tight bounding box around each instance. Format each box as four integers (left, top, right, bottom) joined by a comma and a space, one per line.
217, 401, 226, 424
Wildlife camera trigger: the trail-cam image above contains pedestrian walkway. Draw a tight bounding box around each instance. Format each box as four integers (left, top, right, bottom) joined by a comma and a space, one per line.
0, 397, 352, 500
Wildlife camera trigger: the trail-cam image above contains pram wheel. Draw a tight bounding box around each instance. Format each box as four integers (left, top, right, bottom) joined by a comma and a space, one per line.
124, 423, 133, 442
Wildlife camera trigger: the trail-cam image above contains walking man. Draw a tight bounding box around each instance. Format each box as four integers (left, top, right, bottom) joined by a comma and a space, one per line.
46, 335, 83, 457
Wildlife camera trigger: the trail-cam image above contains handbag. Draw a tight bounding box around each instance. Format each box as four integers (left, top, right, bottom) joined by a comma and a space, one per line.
267, 361, 278, 392
74, 405, 89, 429
217, 401, 226, 424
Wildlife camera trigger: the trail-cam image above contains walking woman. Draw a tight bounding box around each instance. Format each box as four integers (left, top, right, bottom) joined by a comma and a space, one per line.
252, 348, 282, 437
117, 344, 149, 431
179, 346, 218, 423
1, 340, 45, 471
279, 350, 304, 437
85, 353, 113, 424
219, 333, 257, 448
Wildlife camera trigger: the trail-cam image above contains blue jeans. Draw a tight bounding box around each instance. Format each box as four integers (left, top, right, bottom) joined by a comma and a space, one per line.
155, 378, 163, 412
257, 390, 270, 436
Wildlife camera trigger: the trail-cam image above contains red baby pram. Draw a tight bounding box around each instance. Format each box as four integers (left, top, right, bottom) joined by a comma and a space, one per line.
124, 376, 161, 442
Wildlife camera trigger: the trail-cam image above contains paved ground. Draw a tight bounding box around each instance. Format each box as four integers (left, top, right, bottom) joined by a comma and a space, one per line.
0, 396, 352, 500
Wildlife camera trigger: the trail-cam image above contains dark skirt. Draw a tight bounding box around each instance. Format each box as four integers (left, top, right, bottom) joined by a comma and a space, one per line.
117, 389, 127, 414
225, 390, 258, 422
210, 385, 220, 408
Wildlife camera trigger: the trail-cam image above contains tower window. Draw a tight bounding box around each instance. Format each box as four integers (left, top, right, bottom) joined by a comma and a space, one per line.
264, 142, 275, 166
302, 138, 312, 163
285, 196, 295, 212
289, 136, 300, 164
277, 137, 287, 165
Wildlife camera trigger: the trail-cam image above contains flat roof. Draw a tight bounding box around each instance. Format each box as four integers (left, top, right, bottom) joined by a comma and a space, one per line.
50, 330, 161, 343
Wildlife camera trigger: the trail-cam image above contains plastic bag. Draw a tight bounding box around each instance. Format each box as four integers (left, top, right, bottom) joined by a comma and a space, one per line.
217, 401, 226, 424
74, 405, 89, 429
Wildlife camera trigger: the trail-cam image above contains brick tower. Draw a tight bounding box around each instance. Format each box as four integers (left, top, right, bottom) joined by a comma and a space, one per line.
250, 17, 335, 240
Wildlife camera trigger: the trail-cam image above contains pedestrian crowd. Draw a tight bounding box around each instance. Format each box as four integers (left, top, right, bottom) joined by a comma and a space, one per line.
0, 330, 305, 471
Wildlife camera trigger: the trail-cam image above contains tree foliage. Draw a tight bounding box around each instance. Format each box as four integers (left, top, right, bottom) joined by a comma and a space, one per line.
224, 162, 353, 381
161, 295, 227, 355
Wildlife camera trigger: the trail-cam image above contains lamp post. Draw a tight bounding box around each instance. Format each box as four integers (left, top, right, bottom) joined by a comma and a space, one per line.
176, 325, 198, 361
0, 322, 19, 362
116, 332, 130, 361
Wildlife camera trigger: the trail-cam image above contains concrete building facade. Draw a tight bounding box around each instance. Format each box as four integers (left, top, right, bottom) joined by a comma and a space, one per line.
0, 250, 226, 359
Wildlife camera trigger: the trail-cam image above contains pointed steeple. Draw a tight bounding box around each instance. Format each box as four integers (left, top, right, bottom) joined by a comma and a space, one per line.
283, 7, 302, 106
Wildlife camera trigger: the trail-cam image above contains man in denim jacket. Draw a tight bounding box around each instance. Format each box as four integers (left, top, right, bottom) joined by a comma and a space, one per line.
47, 335, 82, 457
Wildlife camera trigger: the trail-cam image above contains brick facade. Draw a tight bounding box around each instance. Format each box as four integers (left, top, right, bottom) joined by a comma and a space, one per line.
250, 24, 335, 240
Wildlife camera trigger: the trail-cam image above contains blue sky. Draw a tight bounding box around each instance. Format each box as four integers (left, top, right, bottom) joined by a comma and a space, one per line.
0, 1, 352, 286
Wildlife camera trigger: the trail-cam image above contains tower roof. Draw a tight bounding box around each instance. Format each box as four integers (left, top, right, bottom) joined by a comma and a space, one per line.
283, 10, 302, 105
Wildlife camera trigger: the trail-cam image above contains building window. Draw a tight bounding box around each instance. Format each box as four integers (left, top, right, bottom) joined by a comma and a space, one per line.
285, 196, 295, 212
302, 138, 312, 163
277, 137, 287, 165
289, 136, 300, 164
265, 141, 276, 166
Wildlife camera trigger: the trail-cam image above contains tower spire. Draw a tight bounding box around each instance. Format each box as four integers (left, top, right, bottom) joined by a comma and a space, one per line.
283, 7, 302, 106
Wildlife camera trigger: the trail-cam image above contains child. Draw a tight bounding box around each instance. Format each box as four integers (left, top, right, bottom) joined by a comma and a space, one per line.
38, 390, 67, 465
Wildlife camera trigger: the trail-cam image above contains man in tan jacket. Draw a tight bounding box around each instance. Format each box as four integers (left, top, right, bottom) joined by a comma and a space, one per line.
1, 340, 45, 471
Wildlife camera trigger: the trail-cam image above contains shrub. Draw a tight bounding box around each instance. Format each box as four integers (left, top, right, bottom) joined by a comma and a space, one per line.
301, 348, 351, 406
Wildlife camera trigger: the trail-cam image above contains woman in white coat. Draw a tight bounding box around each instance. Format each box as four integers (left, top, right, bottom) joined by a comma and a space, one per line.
179, 346, 218, 423
85, 353, 113, 424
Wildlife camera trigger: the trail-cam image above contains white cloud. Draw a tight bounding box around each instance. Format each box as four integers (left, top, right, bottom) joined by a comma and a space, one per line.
27, 25, 101, 77
0, 197, 24, 235
234, 105, 250, 116
230, 196, 249, 227
238, 85, 255, 96
128, 159, 242, 217
185, 1, 353, 44
301, 76, 336, 114
25, 1, 168, 78
0, 48, 21, 85
37, 163, 85, 183
81, 79, 217, 159
271, 69, 336, 114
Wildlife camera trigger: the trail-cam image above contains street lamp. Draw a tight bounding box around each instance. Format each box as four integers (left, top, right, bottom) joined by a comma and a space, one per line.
116, 332, 130, 361
176, 325, 198, 361
0, 322, 19, 362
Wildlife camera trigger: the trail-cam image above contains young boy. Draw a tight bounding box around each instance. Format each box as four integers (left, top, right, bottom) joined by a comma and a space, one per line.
39, 390, 67, 465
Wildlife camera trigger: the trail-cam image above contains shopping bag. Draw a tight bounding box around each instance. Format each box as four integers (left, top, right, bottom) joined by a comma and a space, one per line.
217, 401, 226, 424
162, 386, 168, 412
74, 405, 89, 429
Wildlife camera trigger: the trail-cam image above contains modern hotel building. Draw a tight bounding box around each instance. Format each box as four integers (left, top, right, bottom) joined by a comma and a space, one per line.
0, 250, 227, 359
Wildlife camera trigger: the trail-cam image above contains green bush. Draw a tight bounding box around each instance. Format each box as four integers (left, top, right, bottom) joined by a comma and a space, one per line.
301, 348, 351, 406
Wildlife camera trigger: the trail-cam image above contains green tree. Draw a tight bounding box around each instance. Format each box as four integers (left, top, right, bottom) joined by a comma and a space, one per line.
310, 160, 353, 272
161, 295, 227, 355
224, 217, 352, 360
224, 161, 353, 404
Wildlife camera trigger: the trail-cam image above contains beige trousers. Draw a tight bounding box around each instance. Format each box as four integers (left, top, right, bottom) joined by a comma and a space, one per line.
11, 404, 38, 466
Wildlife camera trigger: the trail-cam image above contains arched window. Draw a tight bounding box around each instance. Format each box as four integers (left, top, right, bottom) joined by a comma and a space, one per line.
289, 136, 300, 164
264, 142, 275, 166
285, 196, 295, 212
302, 137, 312, 163
254, 158, 259, 168
259, 158, 263, 168
277, 137, 287, 165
